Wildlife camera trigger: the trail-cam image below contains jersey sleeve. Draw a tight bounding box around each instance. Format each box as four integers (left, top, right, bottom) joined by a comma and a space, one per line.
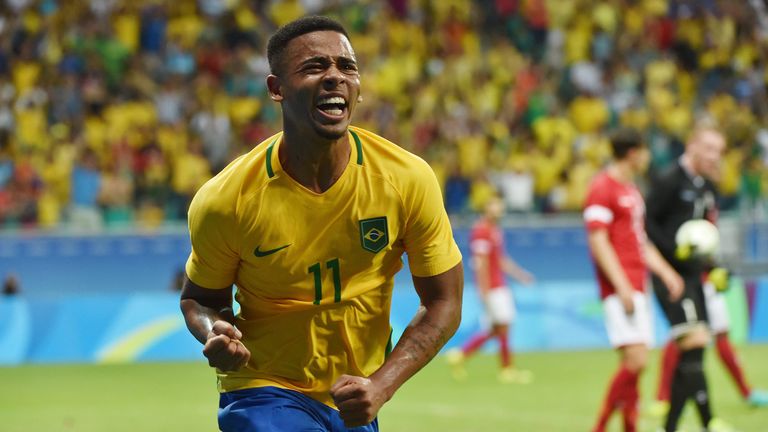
185, 181, 241, 289
583, 177, 614, 231
469, 225, 492, 256
402, 158, 462, 277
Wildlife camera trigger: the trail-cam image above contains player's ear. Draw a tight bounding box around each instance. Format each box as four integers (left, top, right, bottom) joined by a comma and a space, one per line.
266, 75, 283, 102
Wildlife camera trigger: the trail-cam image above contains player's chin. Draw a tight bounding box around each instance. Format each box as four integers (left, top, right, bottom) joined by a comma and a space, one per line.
313, 122, 350, 140
312, 109, 352, 138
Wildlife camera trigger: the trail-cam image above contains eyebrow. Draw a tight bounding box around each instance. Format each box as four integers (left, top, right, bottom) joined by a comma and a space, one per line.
299, 55, 357, 66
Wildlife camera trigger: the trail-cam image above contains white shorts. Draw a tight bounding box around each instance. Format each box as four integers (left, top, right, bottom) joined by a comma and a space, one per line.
603, 291, 654, 348
704, 281, 730, 334
485, 287, 515, 325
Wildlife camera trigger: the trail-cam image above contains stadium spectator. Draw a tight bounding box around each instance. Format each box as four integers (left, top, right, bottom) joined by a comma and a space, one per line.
69, 147, 103, 229
495, 158, 534, 212
444, 162, 471, 214
169, 133, 211, 220
0, 130, 13, 190
98, 157, 134, 226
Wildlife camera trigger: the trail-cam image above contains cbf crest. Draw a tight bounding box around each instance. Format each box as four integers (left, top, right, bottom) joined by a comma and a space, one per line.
359, 217, 388, 253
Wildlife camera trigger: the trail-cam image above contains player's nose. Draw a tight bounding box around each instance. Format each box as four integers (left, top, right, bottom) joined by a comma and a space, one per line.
322, 65, 346, 88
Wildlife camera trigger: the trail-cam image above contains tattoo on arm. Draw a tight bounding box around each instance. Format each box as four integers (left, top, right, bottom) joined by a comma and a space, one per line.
397, 306, 454, 366
368, 262, 463, 399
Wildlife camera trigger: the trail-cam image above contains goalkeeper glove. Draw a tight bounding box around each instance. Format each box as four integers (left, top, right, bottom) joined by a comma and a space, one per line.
675, 243, 693, 261
708, 267, 730, 292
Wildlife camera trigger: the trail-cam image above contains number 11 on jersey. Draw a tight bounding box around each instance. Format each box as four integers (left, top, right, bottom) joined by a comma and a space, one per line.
308, 258, 341, 305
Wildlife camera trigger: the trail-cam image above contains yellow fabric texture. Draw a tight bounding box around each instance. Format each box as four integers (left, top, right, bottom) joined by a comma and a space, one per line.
185, 126, 461, 407
569, 95, 609, 134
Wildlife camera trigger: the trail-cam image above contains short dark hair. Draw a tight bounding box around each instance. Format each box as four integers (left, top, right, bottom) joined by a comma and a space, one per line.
610, 128, 644, 159
267, 16, 350, 75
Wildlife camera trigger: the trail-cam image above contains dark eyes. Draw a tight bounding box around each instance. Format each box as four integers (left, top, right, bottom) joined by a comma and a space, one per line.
301, 62, 358, 73
303, 64, 324, 72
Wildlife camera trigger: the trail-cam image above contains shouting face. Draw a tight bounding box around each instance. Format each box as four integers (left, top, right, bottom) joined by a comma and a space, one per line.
267, 30, 361, 141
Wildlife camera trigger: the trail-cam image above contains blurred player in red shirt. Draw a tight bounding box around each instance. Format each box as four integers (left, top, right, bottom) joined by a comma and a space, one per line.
584, 129, 683, 432
447, 195, 535, 384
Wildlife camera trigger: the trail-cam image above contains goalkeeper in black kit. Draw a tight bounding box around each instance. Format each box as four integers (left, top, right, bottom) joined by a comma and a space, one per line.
645, 120, 741, 432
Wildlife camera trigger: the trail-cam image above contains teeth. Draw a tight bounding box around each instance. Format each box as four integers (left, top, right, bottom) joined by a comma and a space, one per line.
325, 108, 342, 115
318, 96, 346, 105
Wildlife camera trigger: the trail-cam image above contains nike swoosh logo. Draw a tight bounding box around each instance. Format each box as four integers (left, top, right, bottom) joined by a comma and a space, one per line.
254, 244, 291, 257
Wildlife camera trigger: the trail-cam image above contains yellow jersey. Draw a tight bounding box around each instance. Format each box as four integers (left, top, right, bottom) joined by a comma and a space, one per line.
185, 126, 461, 407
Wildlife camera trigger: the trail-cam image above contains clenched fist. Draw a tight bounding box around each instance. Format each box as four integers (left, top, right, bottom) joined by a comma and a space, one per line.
202, 320, 250, 372
330, 375, 387, 427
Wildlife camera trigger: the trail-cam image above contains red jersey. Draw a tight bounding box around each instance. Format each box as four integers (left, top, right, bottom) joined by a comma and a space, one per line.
470, 219, 505, 290
584, 171, 647, 299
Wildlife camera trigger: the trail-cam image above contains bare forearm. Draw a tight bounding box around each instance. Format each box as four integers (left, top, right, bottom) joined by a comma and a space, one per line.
180, 275, 235, 344
180, 299, 234, 344
502, 257, 530, 282
588, 231, 633, 293
369, 263, 463, 401
370, 301, 460, 400
645, 242, 674, 278
476, 272, 490, 296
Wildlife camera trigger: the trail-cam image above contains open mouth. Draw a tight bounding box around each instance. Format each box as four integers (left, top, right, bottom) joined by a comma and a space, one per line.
316, 96, 347, 117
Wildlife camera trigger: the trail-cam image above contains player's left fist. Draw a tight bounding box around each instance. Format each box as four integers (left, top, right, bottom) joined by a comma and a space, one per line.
330, 374, 387, 427
708, 267, 730, 292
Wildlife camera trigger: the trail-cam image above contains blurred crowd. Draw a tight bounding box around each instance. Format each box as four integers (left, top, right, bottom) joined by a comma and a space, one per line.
0, 0, 767, 230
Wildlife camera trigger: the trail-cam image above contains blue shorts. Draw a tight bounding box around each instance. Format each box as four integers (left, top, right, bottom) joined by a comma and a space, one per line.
218, 386, 380, 432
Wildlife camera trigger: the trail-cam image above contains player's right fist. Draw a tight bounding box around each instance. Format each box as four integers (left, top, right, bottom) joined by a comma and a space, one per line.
330, 375, 387, 428
203, 320, 250, 372
617, 289, 635, 315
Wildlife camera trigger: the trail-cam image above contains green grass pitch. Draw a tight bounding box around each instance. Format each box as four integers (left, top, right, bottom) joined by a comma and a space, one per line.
1, 345, 766, 431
